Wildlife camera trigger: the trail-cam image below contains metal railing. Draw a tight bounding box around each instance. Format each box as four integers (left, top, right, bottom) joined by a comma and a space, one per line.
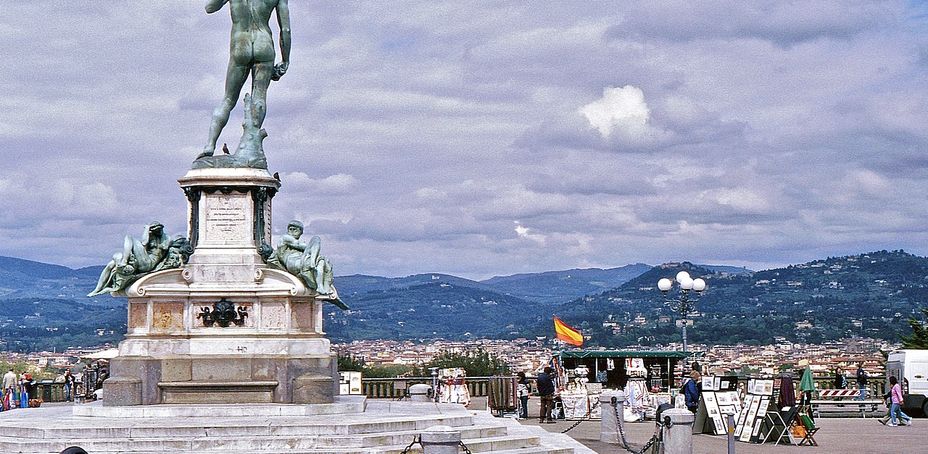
26, 380, 96, 403
358, 375, 888, 399
26, 373, 892, 402
362, 376, 492, 399
33, 380, 67, 402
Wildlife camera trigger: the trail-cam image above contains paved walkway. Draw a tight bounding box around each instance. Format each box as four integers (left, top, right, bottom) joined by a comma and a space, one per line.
489, 397, 925, 454
524, 416, 922, 453
6, 399, 924, 453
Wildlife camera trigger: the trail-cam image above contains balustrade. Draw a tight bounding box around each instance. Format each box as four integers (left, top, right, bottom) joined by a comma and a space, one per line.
360, 376, 492, 399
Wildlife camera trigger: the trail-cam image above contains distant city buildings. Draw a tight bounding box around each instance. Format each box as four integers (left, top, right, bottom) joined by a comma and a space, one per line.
335, 338, 552, 373
333, 336, 897, 378
0, 336, 897, 381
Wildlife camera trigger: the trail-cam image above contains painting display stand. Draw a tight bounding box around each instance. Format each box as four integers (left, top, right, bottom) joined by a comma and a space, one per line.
692, 375, 742, 435
734, 378, 774, 443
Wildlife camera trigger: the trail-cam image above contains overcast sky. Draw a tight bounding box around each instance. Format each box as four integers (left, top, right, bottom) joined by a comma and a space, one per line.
2, 1, 927, 279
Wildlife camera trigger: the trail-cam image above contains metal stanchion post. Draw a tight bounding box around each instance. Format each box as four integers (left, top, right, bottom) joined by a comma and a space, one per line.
727, 414, 736, 453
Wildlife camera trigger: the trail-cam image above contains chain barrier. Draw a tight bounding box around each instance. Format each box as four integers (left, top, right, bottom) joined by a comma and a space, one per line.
399, 434, 473, 454
560, 399, 595, 433
399, 435, 421, 454
458, 440, 473, 454
611, 396, 663, 454
560, 416, 587, 434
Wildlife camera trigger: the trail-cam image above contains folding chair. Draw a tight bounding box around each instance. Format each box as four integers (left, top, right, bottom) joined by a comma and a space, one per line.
763, 406, 801, 445
798, 413, 819, 446
762, 411, 787, 444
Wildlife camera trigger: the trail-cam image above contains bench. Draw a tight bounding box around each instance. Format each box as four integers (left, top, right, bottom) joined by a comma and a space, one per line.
810, 399, 883, 418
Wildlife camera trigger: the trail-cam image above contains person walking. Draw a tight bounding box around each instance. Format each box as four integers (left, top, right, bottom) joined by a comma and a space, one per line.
22, 374, 35, 408
833, 368, 847, 389
517, 372, 530, 420
888, 376, 912, 427
878, 383, 893, 425
683, 369, 701, 413
18, 374, 28, 409
63, 370, 75, 402
855, 362, 868, 400
536, 367, 556, 423
2, 368, 15, 411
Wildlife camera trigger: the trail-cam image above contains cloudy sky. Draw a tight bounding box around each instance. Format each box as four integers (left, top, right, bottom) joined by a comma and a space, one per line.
2, 1, 927, 279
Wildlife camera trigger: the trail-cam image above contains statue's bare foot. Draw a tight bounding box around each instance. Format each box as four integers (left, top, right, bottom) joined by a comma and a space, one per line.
196, 147, 215, 159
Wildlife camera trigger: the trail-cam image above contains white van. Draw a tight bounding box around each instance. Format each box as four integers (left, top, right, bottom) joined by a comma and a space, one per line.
886, 349, 928, 415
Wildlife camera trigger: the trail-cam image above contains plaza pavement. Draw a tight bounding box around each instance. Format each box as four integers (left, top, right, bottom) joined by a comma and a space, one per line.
4, 399, 923, 453
493, 397, 925, 454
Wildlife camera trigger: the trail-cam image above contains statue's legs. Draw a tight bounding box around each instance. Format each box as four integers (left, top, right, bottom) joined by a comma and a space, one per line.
315, 259, 333, 295
249, 62, 275, 129
88, 255, 120, 296
295, 237, 328, 293
119, 236, 135, 268
200, 62, 251, 158
305, 236, 322, 268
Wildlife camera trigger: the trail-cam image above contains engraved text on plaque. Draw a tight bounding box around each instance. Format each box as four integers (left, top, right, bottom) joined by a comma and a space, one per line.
204, 193, 249, 243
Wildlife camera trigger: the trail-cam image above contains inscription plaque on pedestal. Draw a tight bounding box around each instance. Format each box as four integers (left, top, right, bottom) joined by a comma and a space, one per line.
203, 194, 249, 244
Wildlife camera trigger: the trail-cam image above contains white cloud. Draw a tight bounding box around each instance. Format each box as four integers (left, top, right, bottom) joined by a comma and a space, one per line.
282, 172, 359, 195
848, 169, 890, 195
416, 187, 447, 200
703, 188, 772, 213
579, 85, 653, 139
2, 2, 928, 275
514, 222, 546, 245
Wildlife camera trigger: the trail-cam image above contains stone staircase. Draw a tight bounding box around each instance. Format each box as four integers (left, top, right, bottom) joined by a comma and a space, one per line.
0, 400, 587, 454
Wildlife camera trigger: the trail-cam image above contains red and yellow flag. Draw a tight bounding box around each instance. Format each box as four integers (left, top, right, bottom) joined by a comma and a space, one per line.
554, 316, 583, 347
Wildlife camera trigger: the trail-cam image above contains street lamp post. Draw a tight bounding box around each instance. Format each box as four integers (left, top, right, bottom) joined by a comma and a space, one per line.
658, 271, 707, 354
429, 367, 439, 402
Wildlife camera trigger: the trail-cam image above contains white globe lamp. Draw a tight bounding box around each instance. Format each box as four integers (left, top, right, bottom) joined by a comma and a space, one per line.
679, 277, 694, 290
658, 278, 672, 292
693, 278, 707, 292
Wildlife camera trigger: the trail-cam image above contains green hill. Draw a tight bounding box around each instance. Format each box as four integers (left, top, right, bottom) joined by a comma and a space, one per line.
547, 250, 928, 347
0, 250, 925, 351
480, 264, 652, 303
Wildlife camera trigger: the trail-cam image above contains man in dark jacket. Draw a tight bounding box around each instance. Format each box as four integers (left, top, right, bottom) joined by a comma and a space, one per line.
536, 367, 556, 423
855, 362, 868, 400
684, 369, 701, 413
833, 368, 847, 389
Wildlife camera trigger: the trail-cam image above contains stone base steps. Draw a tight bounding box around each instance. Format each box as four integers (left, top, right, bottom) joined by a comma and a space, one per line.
0, 423, 501, 450
6, 415, 477, 440
0, 401, 587, 454
0, 433, 541, 454
106, 449, 571, 454
74, 400, 366, 418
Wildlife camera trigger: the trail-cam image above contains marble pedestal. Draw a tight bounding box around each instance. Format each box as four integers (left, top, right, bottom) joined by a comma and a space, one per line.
104, 168, 338, 406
